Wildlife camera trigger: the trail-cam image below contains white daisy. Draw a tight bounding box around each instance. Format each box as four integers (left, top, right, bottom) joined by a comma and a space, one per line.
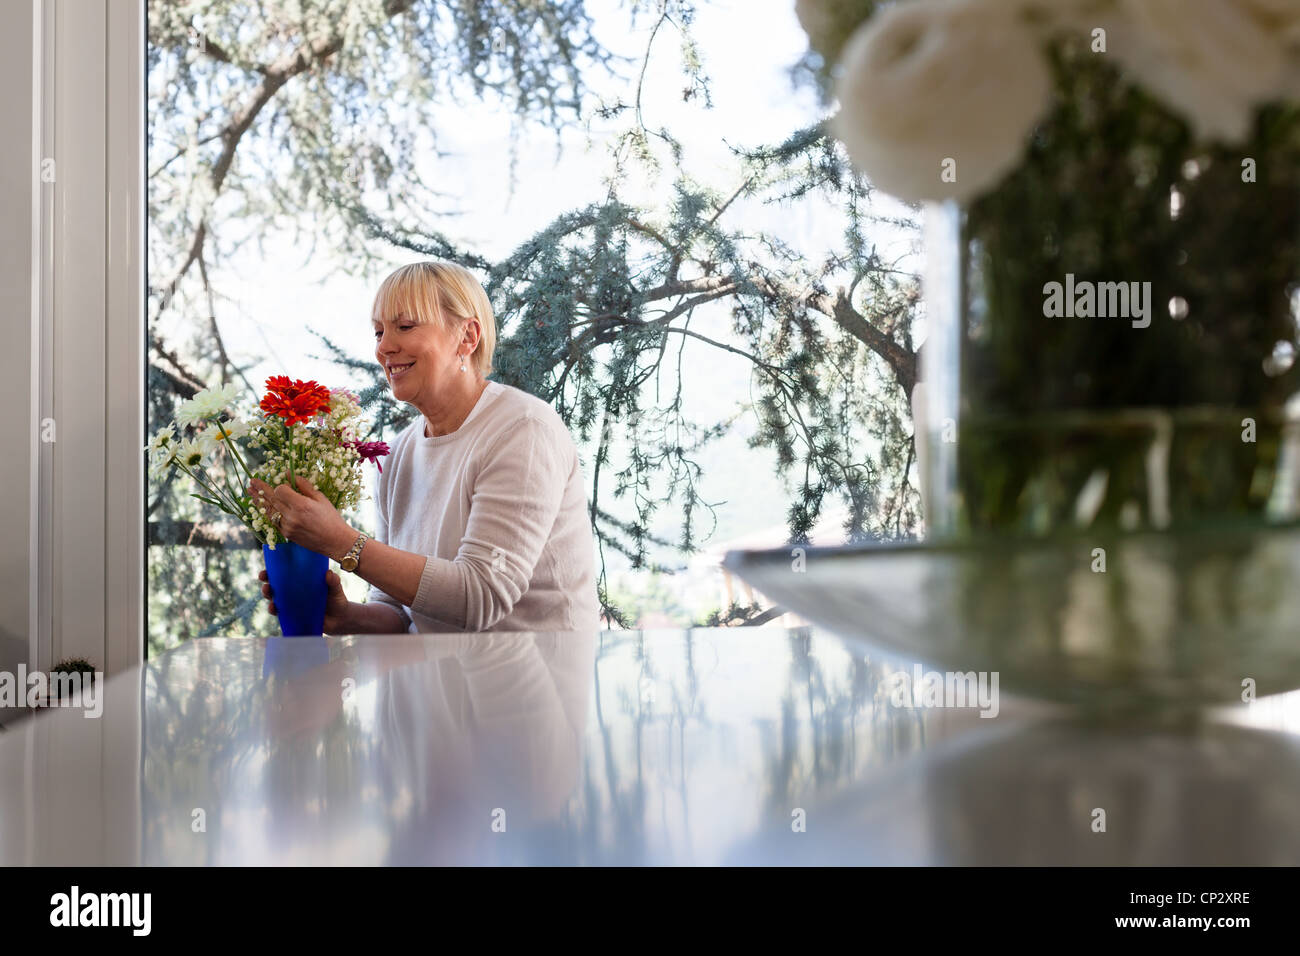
176, 437, 206, 470
176, 383, 240, 429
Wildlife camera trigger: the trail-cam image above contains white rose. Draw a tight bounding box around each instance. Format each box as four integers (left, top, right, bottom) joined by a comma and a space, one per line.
1240, 0, 1300, 27
831, 0, 1052, 204
1241, 0, 1300, 97
1108, 0, 1286, 143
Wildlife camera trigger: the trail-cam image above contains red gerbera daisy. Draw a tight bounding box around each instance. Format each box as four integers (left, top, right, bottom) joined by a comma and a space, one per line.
260, 376, 332, 426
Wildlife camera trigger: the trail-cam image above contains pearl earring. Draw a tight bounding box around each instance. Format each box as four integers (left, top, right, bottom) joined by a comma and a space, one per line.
460, 357, 467, 372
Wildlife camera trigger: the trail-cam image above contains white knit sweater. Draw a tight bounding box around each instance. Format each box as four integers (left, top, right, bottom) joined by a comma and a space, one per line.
365, 382, 599, 633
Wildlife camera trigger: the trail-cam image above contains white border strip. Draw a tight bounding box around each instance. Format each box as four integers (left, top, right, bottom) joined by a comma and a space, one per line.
27, 0, 43, 865
29, 0, 42, 675
104, 0, 145, 674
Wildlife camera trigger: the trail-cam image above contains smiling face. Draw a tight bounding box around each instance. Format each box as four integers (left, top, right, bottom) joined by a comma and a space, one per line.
370, 263, 491, 435
373, 310, 463, 406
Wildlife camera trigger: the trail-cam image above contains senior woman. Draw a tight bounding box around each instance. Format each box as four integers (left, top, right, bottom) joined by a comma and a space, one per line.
251, 260, 598, 634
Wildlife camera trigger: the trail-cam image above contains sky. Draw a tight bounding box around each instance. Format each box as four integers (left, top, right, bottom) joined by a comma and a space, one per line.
178, 0, 915, 612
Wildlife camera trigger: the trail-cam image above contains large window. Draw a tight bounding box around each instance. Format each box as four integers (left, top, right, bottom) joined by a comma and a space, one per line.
146, 0, 921, 650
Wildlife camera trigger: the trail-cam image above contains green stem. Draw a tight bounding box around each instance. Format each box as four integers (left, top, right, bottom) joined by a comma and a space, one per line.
216, 419, 254, 489
284, 421, 297, 487
211, 421, 259, 520
213, 453, 247, 516
175, 461, 241, 519
174, 460, 270, 546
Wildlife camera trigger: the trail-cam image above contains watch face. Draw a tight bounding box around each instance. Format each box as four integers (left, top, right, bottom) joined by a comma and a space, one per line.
342, 557, 357, 571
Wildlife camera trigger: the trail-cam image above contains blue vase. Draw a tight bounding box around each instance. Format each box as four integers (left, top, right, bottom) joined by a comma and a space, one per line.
262, 541, 329, 637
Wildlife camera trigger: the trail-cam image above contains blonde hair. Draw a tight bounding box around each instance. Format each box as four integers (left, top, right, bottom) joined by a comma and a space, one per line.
371, 261, 497, 376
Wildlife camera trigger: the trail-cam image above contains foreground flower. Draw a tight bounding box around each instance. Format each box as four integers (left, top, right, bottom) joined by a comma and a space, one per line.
1241, 0, 1300, 41
1109, 0, 1285, 144
831, 0, 1051, 203
175, 382, 240, 429
196, 418, 250, 457
795, 0, 875, 66
175, 437, 205, 470
1242, 0, 1300, 98
260, 375, 332, 426
145, 426, 177, 480
146, 426, 175, 454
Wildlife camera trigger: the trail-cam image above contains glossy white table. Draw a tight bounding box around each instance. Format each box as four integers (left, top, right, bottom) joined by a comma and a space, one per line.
1, 628, 1298, 865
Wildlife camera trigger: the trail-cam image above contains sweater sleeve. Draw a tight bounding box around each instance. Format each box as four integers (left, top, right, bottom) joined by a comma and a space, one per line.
409, 415, 567, 631
364, 458, 414, 634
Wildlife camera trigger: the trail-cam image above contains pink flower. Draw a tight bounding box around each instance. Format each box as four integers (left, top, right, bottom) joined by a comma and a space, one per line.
347, 439, 390, 473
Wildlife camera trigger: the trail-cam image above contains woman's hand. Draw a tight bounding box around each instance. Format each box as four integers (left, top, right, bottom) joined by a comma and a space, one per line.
259, 568, 352, 634
248, 476, 356, 560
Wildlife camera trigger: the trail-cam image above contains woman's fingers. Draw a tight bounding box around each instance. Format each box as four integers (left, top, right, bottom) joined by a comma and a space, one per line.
322, 571, 348, 635
258, 569, 276, 614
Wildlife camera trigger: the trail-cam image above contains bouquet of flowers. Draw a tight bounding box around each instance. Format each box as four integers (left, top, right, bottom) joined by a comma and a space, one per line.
147, 375, 390, 548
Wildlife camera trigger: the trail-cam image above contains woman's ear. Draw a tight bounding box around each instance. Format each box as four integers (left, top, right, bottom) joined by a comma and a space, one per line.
462, 317, 482, 352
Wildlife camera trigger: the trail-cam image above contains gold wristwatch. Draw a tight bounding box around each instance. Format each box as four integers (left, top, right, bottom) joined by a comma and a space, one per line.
340, 531, 370, 572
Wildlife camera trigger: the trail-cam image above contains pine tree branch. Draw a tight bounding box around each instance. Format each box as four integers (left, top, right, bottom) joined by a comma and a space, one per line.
155, 0, 420, 320
148, 520, 259, 549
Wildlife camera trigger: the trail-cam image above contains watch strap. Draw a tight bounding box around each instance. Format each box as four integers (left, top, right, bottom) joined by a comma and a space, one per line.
341, 531, 370, 571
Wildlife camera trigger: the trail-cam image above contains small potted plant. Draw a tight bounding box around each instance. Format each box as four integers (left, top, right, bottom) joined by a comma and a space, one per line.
34, 657, 98, 708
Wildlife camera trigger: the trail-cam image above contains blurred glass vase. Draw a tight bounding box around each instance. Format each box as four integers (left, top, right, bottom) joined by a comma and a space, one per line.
919, 91, 1300, 540
905, 54, 1300, 716
765, 0, 1300, 720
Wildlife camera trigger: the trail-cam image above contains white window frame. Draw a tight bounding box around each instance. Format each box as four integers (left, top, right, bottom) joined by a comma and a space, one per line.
28, 0, 144, 679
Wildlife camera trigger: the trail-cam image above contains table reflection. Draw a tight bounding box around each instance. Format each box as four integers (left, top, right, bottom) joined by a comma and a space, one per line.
143, 632, 595, 864
8, 626, 1291, 864
135, 628, 988, 864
